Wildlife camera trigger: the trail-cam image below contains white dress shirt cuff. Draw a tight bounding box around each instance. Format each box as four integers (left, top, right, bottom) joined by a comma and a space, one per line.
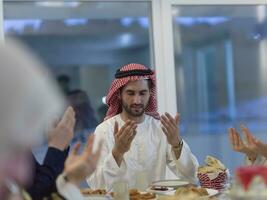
56, 174, 84, 200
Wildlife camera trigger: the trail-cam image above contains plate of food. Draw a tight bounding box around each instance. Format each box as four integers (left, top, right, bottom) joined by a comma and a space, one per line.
157, 186, 219, 200
206, 188, 219, 197
81, 188, 112, 200
175, 187, 219, 197
146, 185, 175, 195
151, 180, 190, 189
129, 189, 156, 200
197, 155, 229, 190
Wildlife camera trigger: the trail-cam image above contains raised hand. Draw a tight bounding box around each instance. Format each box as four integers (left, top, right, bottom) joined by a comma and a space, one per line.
48, 106, 76, 151
112, 120, 137, 166
160, 112, 181, 147
240, 125, 267, 159
250, 139, 267, 159
228, 126, 257, 160
63, 134, 103, 186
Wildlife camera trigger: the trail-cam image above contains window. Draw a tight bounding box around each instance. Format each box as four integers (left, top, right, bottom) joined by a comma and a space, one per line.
3, 1, 153, 161
172, 5, 267, 135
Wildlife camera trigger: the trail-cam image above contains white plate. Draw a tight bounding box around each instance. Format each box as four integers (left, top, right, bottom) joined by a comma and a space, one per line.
149, 187, 219, 197
83, 195, 111, 200
146, 187, 175, 195
206, 188, 219, 197
152, 180, 190, 188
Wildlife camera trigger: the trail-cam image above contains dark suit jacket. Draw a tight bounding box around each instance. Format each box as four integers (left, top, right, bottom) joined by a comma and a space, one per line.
26, 147, 68, 200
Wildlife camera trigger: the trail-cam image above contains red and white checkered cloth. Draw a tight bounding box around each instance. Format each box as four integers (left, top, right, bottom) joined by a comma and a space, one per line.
104, 63, 160, 120
198, 171, 228, 190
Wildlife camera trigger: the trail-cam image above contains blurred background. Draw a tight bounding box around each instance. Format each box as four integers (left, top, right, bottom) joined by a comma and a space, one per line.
2, 0, 267, 176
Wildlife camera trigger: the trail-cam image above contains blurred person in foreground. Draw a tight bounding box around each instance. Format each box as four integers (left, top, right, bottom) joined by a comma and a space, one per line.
26, 106, 75, 199
87, 63, 199, 190
0, 39, 102, 200
229, 125, 267, 165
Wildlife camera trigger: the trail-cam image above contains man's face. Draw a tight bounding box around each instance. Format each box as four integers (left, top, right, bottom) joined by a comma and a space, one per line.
120, 79, 151, 117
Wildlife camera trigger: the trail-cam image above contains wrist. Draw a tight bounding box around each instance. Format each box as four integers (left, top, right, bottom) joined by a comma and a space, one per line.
48, 142, 66, 151
247, 153, 257, 162
112, 147, 124, 167
171, 138, 183, 148
112, 147, 124, 158
62, 171, 79, 186
171, 139, 183, 159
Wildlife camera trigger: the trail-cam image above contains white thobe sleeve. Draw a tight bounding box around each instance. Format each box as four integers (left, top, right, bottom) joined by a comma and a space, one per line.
87, 126, 127, 190
56, 174, 84, 200
166, 140, 199, 184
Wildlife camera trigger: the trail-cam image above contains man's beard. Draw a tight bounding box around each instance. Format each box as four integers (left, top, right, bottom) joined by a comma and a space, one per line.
122, 102, 145, 117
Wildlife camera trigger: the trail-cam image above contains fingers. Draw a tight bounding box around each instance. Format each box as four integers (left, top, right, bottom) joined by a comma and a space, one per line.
234, 129, 242, 147
161, 125, 170, 138
233, 128, 243, 148
84, 134, 95, 156
127, 129, 137, 143
113, 121, 137, 155
62, 107, 74, 123
119, 122, 137, 141
240, 124, 253, 144
230, 128, 242, 147
240, 125, 260, 152
175, 113, 180, 125
228, 128, 235, 148
119, 121, 133, 136
58, 106, 76, 131
160, 114, 177, 135
113, 121, 119, 136
164, 113, 177, 127
160, 118, 173, 135
66, 107, 76, 129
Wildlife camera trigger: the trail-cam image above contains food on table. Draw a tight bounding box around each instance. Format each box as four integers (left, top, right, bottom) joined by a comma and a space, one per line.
175, 186, 208, 196
197, 155, 228, 190
150, 185, 169, 191
81, 188, 155, 199
205, 156, 226, 171
158, 186, 215, 200
129, 189, 156, 200
80, 188, 107, 196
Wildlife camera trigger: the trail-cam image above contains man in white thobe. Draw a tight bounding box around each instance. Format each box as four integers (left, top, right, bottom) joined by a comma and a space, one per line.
88, 63, 199, 190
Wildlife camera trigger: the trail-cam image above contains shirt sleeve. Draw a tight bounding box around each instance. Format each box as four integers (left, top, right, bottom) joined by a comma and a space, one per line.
26, 147, 69, 200
166, 140, 199, 184
87, 125, 127, 190
56, 174, 84, 200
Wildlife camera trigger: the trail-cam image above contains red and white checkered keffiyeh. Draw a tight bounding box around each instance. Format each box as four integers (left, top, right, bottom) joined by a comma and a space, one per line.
104, 63, 160, 120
